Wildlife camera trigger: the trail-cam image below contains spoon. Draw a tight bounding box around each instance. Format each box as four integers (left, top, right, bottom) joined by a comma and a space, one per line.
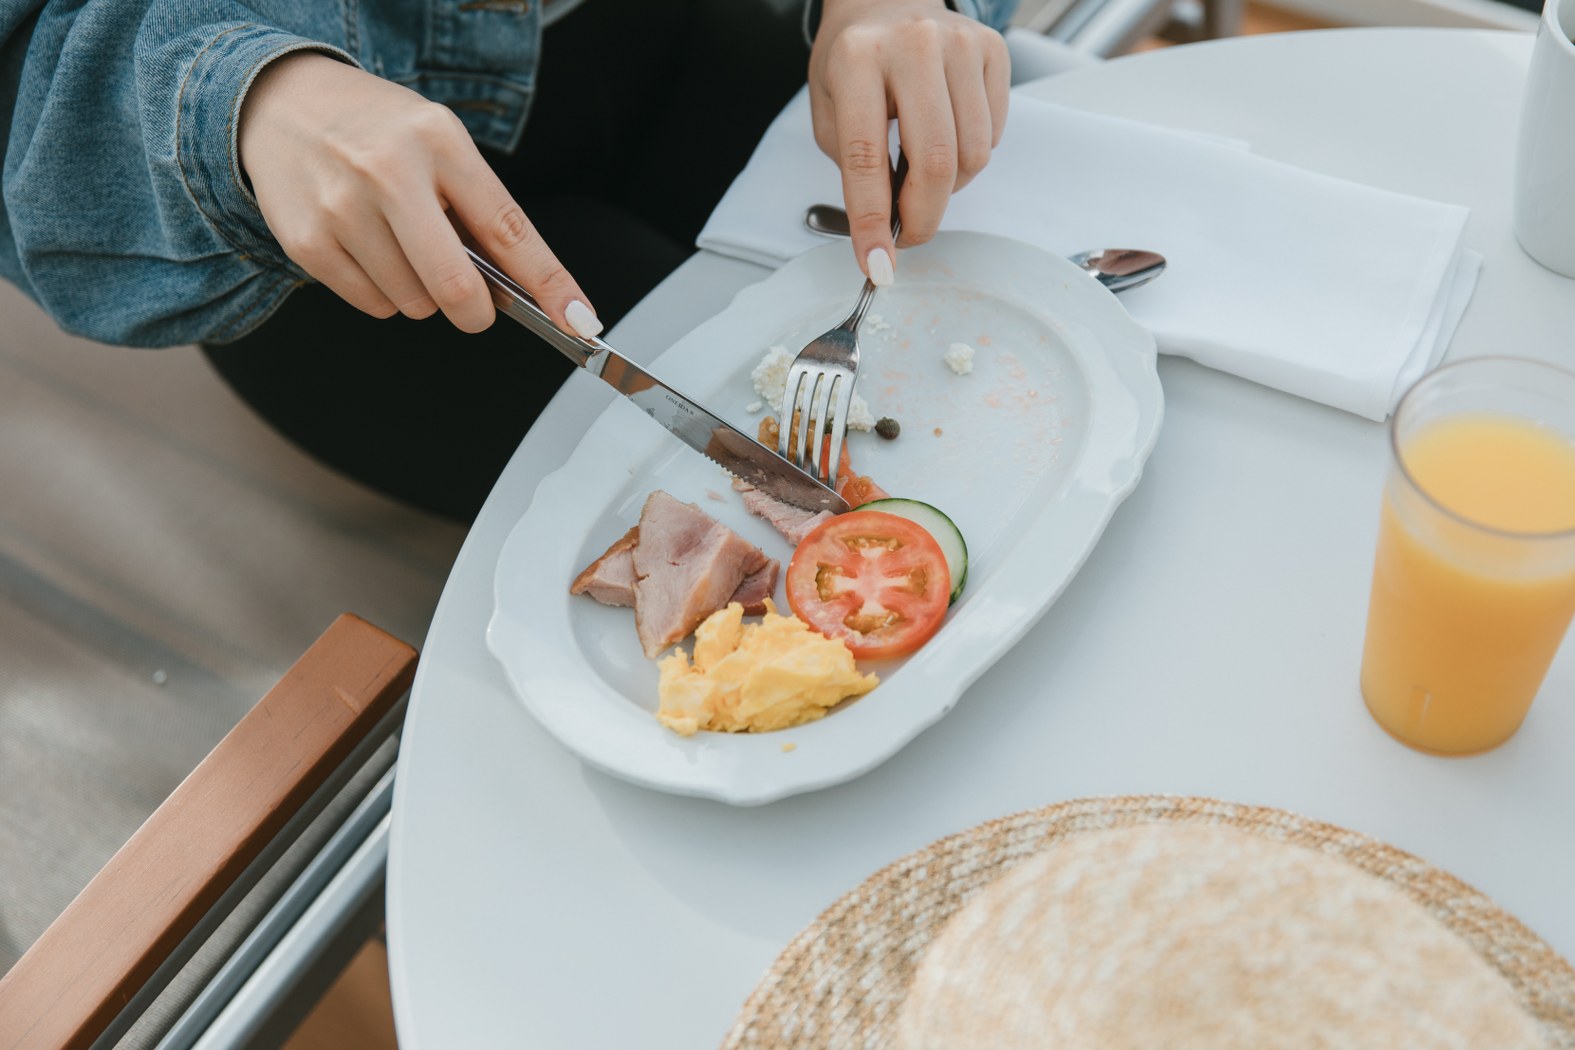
803, 204, 1166, 294
1066, 248, 1167, 294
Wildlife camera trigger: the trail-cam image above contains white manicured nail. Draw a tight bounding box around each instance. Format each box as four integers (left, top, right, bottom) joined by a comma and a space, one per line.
867, 248, 895, 287
565, 299, 602, 338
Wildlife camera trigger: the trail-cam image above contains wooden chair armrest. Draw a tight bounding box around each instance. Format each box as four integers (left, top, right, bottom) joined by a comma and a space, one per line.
0, 614, 416, 1050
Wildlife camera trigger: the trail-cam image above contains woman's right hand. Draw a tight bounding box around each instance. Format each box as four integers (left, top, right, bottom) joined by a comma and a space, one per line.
238, 52, 602, 338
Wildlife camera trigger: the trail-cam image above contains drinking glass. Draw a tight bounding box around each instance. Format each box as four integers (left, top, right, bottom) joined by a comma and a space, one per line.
1360, 357, 1575, 754
1513, 0, 1575, 277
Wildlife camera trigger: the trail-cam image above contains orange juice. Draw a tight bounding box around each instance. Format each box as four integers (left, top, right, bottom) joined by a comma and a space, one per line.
1361, 412, 1575, 754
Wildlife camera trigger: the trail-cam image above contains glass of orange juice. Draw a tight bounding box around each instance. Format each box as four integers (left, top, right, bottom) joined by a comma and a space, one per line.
1361, 357, 1575, 755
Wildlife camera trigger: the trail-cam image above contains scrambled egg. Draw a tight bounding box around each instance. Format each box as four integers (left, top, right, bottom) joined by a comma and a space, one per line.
657, 602, 879, 736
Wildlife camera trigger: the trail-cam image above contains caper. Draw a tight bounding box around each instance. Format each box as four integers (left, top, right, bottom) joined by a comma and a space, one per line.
875, 417, 901, 440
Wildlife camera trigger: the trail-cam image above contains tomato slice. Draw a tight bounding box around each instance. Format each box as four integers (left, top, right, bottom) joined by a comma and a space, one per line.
786, 510, 950, 659
836, 470, 889, 506
830, 442, 889, 503
759, 415, 890, 504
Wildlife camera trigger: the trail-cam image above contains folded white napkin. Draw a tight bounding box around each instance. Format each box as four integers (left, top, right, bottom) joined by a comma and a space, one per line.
697, 89, 1481, 421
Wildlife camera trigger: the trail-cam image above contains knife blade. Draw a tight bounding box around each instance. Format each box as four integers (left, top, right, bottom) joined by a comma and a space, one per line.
468, 247, 849, 514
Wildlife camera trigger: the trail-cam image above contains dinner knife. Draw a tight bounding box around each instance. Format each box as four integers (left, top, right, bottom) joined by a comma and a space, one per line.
467, 247, 850, 514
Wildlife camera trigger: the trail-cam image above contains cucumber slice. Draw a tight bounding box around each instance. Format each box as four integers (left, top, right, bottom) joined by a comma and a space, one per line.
855, 498, 968, 604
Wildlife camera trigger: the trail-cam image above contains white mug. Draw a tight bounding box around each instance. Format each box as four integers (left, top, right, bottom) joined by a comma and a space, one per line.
1515, 0, 1575, 278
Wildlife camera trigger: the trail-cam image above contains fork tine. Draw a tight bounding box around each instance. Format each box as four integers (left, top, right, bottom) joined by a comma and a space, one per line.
779, 369, 805, 460
806, 371, 837, 479
824, 376, 853, 489
790, 371, 820, 471
773, 151, 899, 488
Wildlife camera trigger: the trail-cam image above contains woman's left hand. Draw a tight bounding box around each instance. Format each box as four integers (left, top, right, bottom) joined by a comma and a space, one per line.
808, 0, 1010, 286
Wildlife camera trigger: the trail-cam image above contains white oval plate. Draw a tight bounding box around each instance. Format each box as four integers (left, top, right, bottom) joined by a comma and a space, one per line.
486, 232, 1162, 805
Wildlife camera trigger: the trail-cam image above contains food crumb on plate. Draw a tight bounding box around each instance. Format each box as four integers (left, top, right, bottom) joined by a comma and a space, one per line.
842, 396, 875, 431
944, 342, 975, 375
781, 742, 797, 753
705, 489, 726, 502
934, 426, 944, 437
745, 400, 763, 414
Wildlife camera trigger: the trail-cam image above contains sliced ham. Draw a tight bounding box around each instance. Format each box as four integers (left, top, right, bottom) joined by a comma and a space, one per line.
568, 525, 640, 607
571, 524, 778, 616
569, 491, 782, 657
729, 560, 779, 616
732, 479, 834, 546
633, 492, 774, 657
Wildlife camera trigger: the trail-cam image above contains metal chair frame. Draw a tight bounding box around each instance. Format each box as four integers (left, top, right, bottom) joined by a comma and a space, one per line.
0, 615, 415, 1050
1014, 0, 1245, 55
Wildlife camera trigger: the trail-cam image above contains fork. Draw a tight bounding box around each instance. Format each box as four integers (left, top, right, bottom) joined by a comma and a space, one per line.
780, 152, 908, 488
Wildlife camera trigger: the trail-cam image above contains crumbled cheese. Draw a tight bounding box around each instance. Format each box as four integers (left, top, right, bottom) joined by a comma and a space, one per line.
751, 344, 875, 431
750, 345, 795, 406
745, 400, 763, 414
944, 342, 976, 375
844, 395, 875, 431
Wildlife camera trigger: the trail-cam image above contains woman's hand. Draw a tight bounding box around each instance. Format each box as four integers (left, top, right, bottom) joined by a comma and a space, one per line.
808, 0, 1009, 285
238, 52, 602, 337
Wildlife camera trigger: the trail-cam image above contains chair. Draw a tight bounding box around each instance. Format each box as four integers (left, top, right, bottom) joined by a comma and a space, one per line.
1229, 0, 1536, 30
0, 269, 463, 1046
1005, 25, 1105, 81
0, 614, 415, 1050
1012, 0, 1244, 56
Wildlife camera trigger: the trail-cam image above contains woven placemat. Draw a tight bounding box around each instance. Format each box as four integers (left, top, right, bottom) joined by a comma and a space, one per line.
722, 795, 1575, 1049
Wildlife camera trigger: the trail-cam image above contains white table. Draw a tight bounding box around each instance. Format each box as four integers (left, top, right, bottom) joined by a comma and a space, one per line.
387, 28, 1575, 1048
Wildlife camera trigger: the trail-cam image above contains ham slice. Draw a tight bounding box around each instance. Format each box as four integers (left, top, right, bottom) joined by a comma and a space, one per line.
732, 479, 834, 546
728, 560, 779, 616
633, 492, 773, 657
569, 491, 781, 656
572, 525, 778, 616
569, 526, 640, 606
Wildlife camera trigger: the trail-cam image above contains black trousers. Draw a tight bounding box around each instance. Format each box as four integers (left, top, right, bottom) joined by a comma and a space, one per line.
203, 0, 808, 521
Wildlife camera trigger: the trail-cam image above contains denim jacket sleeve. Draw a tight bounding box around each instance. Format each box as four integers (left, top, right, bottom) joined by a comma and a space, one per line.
939, 0, 1017, 30
963, 0, 1014, 29
803, 0, 1018, 44
0, 2, 353, 348
0, 0, 1014, 350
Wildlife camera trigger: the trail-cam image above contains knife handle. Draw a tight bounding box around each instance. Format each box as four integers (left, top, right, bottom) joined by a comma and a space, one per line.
466, 247, 604, 369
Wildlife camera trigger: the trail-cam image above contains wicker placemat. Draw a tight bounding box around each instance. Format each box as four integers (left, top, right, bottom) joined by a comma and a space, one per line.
722, 795, 1575, 1049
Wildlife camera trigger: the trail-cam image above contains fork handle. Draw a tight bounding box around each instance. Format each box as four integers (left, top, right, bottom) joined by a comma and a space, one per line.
843, 150, 908, 331
845, 275, 881, 332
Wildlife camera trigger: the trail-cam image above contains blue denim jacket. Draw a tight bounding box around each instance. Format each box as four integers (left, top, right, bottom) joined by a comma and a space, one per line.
0, 0, 1013, 348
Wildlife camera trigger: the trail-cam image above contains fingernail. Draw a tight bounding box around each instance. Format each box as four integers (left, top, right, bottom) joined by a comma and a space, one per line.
866, 248, 895, 288
565, 299, 602, 338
